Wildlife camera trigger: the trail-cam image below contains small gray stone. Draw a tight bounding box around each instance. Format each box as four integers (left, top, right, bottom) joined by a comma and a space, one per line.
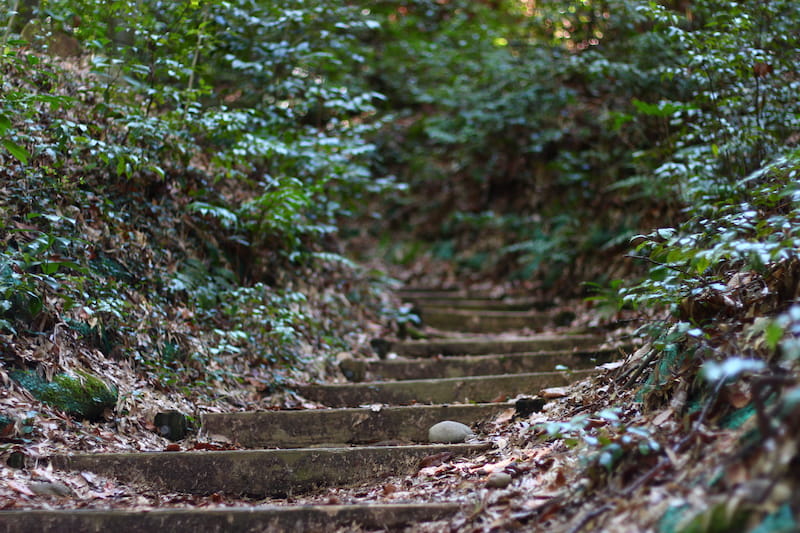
28, 481, 75, 498
486, 472, 513, 489
428, 420, 474, 443
154, 410, 189, 441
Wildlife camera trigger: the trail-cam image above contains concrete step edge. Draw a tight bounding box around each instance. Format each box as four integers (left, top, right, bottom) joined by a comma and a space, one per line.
202, 403, 507, 448
298, 369, 598, 407
342, 348, 621, 381
50, 443, 492, 497
0, 503, 462, 533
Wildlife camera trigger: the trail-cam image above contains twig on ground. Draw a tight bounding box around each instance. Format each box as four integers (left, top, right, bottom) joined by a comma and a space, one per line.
567, 503, 615, 533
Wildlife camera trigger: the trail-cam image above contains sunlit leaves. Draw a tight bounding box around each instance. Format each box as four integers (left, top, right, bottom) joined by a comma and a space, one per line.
187, 202, 240, 230
536, 406, 660, 474
701, 358, 766, 383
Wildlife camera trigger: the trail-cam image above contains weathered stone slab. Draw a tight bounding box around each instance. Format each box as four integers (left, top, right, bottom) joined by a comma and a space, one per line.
396, 288, 466, 299
51, 443, 490, 497
418, 308, 556, 332
399, 290, 551, 309
0, 503, 461, 533
345, 348, 618, 381
298, 370, 597, 407
202, 404, 505, 448
411, 298, 550, 312
393, 334, 603, 357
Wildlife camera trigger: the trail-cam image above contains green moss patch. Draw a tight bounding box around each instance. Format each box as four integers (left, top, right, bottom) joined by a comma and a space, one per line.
11, 370, 117, 421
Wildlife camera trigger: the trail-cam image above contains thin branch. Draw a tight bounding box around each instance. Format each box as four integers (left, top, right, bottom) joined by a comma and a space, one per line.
675, 375, 726, 454
2, 0, 21, 49
568, 504, 615, 533
619, 457, 670, 497
187, 8, 210, 93
624, 253, 696, 279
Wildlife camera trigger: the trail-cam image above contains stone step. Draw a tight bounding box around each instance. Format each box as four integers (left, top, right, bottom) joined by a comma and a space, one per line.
297, 369, 596, 407
417, 307, 574, 332
396, 288, 467, 298
415, 299, 546, 311
51, 443, 491, 498
0, 503, 461, 533
392, 333, 603, 357
399, 291, 550, 310
341, 348, 619, 382
202, 403, 506, 448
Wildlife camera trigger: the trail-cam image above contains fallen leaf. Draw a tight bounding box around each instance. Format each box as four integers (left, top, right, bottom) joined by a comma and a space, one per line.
494, 408, 516, 424
753, 61, 773, 78
206, 433, 233, 444
652, 408, 674, 427
478, 458, 515, 474
585, 418, 607, 429
193, 442, 236, 451
419, 451, 453, 469
541, 387, 569, 399
7, 480, 35, 497
723, 382, 751, 409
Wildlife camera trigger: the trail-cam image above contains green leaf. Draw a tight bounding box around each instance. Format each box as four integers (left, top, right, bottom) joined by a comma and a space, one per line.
188, 202, 239, 229
0, 115, 11, 135
0, 319, 16, 334
764, 322, 784, 351
2, 139, 29, 164
701, 358, 766, 382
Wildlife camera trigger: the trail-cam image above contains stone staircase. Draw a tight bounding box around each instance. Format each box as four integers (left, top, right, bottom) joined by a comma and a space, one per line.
0, 288, 615, 532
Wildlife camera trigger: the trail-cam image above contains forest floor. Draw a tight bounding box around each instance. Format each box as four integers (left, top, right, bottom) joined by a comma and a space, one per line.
2, 264, 794, 532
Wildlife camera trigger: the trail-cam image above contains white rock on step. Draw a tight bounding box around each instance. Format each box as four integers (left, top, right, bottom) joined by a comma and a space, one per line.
486, 472, 513, 489
428, 420, 475, 443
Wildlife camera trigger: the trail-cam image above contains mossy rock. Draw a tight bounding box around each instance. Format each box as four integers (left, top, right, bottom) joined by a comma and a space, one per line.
10, 370, 117, 421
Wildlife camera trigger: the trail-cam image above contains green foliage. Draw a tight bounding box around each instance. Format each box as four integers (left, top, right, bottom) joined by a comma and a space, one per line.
2, 0, 398, 255
537, 407, 660, 473
10, 369, 117, 421
701, 357, 765, 384
362, 1, 660, 282
749, 504, 797, 533
667, 502, 749, 533
622, 150, 800, 313
364, 0, 800, 295
0, 257, 42, 331
0, 0, 408, 397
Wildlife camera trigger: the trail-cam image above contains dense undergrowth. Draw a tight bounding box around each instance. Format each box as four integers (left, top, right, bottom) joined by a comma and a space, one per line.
363, 0, 800, 294
0, 1, 403, 417
361, 1, 800, 530
1, 0, 800, 529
